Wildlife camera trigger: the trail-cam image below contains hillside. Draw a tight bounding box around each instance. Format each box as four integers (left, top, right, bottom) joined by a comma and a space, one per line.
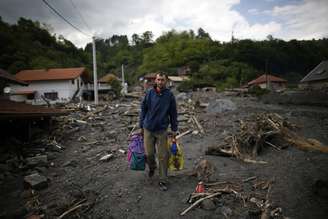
1, 17, 328, 88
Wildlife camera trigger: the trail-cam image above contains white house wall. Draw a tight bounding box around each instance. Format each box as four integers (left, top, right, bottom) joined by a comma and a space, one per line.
10, 78, 83, 103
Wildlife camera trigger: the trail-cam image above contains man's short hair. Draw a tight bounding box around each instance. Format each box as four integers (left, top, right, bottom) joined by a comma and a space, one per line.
156, 71, 168, 80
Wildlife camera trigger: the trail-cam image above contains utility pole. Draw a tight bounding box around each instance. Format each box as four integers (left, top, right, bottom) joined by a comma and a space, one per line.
92, 36, 98, 104
121, 64, 125, 88
121, 64, 126, 95
265, 59, 268, 90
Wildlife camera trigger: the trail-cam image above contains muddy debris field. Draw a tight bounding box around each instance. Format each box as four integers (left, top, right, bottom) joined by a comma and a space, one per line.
0, 91, 328, 219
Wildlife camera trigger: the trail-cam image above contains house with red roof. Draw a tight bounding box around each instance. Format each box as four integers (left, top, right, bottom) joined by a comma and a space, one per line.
10, 67, 90, 104
247, 74, 287, 91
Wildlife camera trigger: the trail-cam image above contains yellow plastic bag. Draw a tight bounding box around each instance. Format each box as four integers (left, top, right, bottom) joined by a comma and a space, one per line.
167, 138, 184, 171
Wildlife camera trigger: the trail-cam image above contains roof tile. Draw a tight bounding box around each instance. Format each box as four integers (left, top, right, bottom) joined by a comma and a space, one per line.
248, 74, 287, 86
15, 67, 88, 81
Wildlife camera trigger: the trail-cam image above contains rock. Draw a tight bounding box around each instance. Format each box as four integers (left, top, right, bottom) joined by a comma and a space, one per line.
207, 99, 237, 113
24, 173, 48, 190
201, 199, 216, 210
26, 155, 48, 167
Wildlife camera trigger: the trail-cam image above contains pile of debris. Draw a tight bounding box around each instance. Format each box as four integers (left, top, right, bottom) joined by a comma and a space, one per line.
52, 101, 141, 140
181, 176, 286, 218
206, 113, 328, 163
177, 99, 205, 136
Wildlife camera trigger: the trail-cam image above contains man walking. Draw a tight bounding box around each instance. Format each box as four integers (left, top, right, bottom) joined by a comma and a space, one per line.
139, 72, 178, 191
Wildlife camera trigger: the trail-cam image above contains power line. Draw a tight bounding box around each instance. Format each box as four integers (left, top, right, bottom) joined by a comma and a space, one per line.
69, 0, 92, 32
41, 0, 92, 37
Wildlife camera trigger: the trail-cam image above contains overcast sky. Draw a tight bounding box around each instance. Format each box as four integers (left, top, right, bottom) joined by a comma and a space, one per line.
0, 0, 327, 48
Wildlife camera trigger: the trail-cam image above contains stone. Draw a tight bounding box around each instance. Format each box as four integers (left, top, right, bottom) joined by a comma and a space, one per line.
26, 155, 48, 167
24, 173, 48, 190
201, 199, 217, 210
207, 99, 237, 113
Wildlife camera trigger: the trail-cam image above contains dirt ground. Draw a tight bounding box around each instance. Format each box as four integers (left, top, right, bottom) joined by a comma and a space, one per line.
1, 91, 328, 219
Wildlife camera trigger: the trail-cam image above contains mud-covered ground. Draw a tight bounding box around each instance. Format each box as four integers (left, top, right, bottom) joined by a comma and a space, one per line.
1, 91, 328, 219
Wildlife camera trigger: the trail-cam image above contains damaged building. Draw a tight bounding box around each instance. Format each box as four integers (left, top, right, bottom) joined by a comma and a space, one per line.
299, 60, 328, 90
10, 67, 90, 104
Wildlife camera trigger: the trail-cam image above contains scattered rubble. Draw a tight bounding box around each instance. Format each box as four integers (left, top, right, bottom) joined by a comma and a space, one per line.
1, 90, 327, 218
26, 155, 48, 167
24, 173, 48, 190
181, 176, 286, 218
191, 159, 216, 182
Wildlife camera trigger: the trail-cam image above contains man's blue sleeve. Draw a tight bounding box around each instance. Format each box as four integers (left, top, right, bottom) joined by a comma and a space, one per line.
169, 94, 178, 132
139, 94, 147, 129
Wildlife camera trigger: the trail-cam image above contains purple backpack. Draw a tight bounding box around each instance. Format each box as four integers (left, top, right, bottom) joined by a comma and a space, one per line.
127, 134, 145, 171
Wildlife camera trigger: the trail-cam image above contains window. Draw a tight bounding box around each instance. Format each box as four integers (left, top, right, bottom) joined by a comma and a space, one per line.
44, 92, 58, 100
71, 79, 75, 84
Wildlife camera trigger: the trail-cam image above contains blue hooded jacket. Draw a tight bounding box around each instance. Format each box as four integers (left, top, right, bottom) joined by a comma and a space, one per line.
139, 87, 178, 132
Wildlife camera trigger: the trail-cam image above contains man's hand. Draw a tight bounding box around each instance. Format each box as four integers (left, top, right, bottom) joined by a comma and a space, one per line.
172, 131, 178, 139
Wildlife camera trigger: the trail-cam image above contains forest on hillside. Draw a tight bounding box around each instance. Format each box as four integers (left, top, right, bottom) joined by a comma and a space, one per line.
1, 17, 328, 89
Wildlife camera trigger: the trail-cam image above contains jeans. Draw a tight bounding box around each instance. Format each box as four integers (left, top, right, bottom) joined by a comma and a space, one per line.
143, 128, 169, 182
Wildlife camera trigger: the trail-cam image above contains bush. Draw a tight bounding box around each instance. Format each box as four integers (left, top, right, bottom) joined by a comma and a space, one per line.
108, 78, 122, 96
